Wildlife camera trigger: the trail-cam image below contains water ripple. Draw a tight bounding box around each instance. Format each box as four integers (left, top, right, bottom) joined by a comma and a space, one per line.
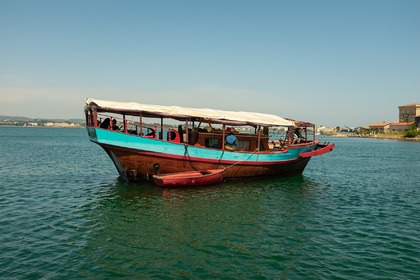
1, 129, 419, 279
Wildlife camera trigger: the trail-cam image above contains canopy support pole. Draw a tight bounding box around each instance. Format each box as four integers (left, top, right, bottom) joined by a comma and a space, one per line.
160, 118, 163, 140
139, 115, 142, 136
222, 124, 226, 150
185, 119, 189, 144
123, 114, 126, 133
257, 126, 261, 151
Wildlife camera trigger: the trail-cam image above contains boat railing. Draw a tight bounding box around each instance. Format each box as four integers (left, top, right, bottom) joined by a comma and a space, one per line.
93, 113, 186, 142
86, 111, 315, 153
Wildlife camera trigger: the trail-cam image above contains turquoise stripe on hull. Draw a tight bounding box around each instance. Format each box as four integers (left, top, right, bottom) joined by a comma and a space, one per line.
89, 128, 317, 164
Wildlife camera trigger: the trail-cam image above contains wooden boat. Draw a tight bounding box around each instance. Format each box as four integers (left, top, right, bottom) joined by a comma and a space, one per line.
84, 98, 335, 182
153, 169, 224, 188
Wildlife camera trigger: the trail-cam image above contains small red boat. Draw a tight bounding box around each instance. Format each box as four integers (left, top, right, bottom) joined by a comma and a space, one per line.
153, 169, 224, 188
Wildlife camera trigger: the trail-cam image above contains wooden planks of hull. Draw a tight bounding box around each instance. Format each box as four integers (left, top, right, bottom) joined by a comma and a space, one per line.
100, 144, 311, 181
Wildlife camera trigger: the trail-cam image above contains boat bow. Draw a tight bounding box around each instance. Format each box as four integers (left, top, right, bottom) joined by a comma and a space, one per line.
299, 142, 335, 158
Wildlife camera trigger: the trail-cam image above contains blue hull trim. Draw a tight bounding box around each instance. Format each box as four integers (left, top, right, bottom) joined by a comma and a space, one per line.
87, 127, 318, 181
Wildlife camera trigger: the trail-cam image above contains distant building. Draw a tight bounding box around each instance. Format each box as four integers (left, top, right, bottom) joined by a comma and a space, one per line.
369, 123, 389, 133
388, 122, 414, 133
415, 116, 420, 130
317, 125, 334, 135
44, 122, 79, 127
398, 103, 420, 122
355, 126, 370, 133
340, 126, 356, 133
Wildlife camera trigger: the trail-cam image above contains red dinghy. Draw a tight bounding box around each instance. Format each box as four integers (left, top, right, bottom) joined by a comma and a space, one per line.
153, 169, 224, 188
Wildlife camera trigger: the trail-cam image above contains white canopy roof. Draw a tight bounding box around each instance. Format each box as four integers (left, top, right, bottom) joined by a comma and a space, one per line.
85, 98, 295, 127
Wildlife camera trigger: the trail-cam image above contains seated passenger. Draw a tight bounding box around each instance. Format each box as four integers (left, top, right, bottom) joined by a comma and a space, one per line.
100, 118, 111, 129
292, 128, 305, 144
225, 132, 237, 151
111, 119, 119, 130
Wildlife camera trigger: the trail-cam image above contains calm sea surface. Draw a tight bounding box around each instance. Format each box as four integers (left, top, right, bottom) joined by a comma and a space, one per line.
1, 127, 419, 279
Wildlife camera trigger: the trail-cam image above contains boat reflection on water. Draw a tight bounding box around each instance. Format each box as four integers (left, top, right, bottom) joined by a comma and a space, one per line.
79, 174, 323, 277
88, 174, 322, 209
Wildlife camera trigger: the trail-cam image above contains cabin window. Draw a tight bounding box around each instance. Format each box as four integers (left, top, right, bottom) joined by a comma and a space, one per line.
205, 138, 219, 148
237, 140, 250, 151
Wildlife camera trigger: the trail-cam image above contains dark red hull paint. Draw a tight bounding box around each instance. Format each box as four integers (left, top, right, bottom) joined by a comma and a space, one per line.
99, 144, 312, 181
299, 143, 335, 158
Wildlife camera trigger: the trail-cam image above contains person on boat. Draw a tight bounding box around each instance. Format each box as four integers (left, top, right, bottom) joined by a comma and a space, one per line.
292, 128, 306, 144
225, 132, 237, 151
292, 128, 301, 144
100, 118, 111, 129
111, 119, 119, 130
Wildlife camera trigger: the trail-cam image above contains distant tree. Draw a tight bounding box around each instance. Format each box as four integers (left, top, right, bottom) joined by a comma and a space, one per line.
404, 124, 420, 138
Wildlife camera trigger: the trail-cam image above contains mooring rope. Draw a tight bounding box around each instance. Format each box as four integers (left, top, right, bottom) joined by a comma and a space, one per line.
183, 144, 199, 171
184, 144, 259, 172
223, 148, 259, 170
216, 150, 225, 169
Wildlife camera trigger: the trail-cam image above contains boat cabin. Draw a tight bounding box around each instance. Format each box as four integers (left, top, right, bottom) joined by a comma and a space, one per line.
85, 99, 316, 153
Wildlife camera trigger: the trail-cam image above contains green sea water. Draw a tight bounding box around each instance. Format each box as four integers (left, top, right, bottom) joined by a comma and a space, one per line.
1, 127, 419, 279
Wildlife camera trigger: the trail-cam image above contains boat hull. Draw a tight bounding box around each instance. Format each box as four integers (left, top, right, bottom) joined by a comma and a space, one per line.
88, 127, 320, 181
99, 143, 312, 181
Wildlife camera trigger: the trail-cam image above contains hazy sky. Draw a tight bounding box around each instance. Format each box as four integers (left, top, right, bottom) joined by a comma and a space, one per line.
1, 0, 419, 127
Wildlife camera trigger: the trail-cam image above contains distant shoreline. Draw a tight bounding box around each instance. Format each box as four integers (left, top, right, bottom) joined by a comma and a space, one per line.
2, 125, 419, 141
0, 124, 84, 128
327, 134, 420, 142
0, 116, 85, 128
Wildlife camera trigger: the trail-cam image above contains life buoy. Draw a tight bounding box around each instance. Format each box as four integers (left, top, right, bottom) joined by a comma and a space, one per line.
167, 129, 181, 143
